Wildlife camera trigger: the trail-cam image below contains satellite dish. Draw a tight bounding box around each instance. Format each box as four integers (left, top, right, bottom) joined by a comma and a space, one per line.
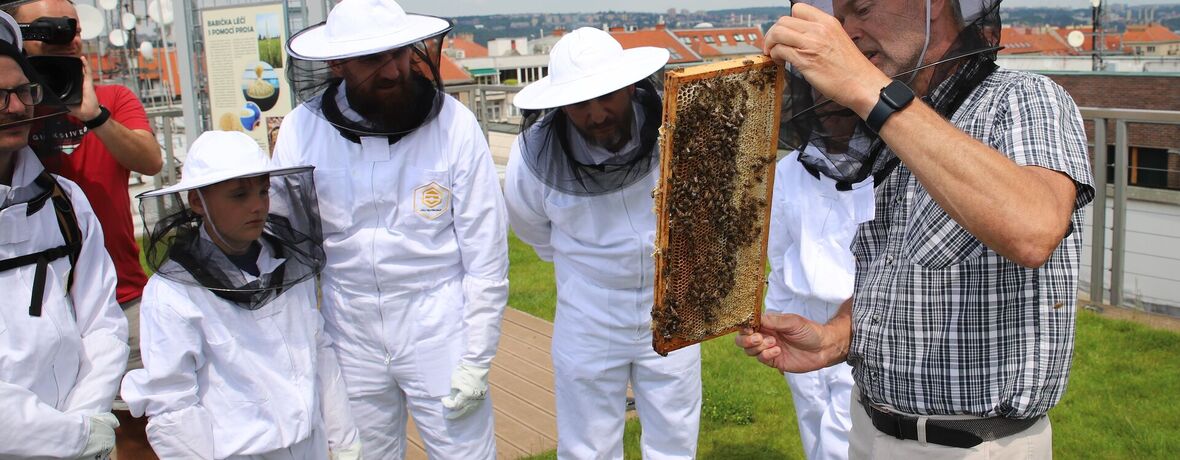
98, 0, 118, 11
1067, 30, 1085, 48
139, 41, 154, 59
108, 29, 127, 47
147, 0, 174, 25
121, 12, 137, 31
75, 4, 106, 40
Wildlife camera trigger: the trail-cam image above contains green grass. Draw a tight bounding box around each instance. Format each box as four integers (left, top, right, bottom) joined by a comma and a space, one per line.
258, 37, 283, 70
507, 232, 1180, 459
1051, 311, 1180, 458
506, 232, 556, 321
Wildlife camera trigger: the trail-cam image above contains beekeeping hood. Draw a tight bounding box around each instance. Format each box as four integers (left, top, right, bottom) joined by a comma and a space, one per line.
780, 0, 1002, 188
512, 27, 670, 196
138, 131, 324, 311
285, 0, 452, 143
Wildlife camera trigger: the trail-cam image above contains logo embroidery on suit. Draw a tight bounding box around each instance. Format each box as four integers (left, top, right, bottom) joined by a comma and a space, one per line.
414, 182, 451, 220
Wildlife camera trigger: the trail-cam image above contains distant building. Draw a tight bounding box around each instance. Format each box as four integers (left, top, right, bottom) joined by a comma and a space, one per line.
608, 25, 702, 66
999, 23, 1180, 58
438, 55, 473, 86
1122, 24, 1180, 56
671, 26, 765, 62
488, 37, 532, 56
444, 33, 489, 60
1000, 26, 1075, 55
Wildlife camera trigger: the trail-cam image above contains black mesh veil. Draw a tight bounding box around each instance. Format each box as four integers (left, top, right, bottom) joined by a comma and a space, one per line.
780, 0, 1002, 187
139, 169, 325, 311
286, 19, 453, 143
516, 77, 663, 196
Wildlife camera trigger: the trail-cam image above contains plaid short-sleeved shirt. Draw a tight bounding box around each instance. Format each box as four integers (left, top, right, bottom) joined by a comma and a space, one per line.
849, 68, 1096, 419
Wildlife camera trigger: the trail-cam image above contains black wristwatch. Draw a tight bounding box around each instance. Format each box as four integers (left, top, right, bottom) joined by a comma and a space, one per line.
865, 80, 914, 134
83, 105, 111, 130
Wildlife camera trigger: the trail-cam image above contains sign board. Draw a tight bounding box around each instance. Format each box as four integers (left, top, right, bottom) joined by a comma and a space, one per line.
201, 2, 291, 155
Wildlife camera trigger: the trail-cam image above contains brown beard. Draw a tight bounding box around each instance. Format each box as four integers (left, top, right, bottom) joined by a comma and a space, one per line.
346, 74, 430, 132
573, 104, 635, 153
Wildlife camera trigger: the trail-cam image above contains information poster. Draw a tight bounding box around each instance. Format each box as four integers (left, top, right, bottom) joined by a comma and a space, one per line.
201, 3, 290, 155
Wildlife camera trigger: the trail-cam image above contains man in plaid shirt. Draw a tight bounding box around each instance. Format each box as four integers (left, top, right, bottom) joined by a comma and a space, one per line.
738, 1, 1094, 458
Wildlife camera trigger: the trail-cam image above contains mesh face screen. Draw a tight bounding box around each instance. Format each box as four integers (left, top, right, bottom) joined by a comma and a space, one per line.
652, 55, 784, 356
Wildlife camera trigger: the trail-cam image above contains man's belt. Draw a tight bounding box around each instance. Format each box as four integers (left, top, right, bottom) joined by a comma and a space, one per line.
861, 399, 1042, 448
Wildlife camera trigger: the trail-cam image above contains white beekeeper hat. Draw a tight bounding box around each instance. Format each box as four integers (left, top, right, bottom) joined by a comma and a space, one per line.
513, 27, 669, 110
286, 0, 451, 61
139, 131, 310, 198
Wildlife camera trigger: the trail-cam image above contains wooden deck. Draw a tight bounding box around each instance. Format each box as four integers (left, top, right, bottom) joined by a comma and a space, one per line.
406, 308, 558, 459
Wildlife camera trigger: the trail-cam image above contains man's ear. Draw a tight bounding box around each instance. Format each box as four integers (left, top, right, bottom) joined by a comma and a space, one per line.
328, 59, 344, 78
188, 189, 205, 216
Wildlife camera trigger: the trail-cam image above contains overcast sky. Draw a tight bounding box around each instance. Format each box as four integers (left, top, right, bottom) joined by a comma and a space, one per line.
395, 0, 1180, 17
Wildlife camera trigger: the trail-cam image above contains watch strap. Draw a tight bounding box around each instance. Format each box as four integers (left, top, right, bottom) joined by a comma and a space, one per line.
866, 80, 914, 133
83, 105, 111, 130
866, 97, 893, 134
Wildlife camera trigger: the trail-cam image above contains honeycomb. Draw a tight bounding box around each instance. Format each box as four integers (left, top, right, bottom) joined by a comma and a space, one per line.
652, 55, 784, 356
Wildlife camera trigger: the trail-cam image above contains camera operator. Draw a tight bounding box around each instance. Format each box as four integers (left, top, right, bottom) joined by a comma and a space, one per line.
7, 0, 162, 458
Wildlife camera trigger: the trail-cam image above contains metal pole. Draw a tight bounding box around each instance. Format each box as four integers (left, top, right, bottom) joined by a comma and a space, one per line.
479, 87, 489, 140
1089, 119, 1107, 306
162, 114, 176, 186
156, 15, 177, 107
173, 0, 200, 148
1111, 120, 1129, 307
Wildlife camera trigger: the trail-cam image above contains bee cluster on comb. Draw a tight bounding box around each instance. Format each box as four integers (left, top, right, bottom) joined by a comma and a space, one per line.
652, 55, 784, 356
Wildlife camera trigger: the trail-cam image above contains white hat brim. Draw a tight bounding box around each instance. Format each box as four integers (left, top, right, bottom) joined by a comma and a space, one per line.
138, 165, 314, 198
287, 14, 451, 61
513, 47, 670, 110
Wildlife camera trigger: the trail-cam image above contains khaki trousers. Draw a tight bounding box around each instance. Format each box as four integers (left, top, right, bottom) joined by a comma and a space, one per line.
849, 386, 1053, 459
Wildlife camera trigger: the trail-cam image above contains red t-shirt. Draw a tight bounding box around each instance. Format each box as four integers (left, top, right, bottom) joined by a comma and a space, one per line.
42, 85, 151, 304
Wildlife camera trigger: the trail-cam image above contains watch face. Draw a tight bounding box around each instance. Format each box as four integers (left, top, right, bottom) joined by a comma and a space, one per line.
882, 80, 915, 109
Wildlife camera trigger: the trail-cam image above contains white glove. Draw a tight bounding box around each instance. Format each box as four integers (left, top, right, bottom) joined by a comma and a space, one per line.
330, 440, 363, 460
78, 413, 118, 460
440, 364, 489, 420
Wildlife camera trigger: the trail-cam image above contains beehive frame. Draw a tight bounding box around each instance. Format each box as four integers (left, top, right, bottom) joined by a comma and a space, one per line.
652, 55, 784, 356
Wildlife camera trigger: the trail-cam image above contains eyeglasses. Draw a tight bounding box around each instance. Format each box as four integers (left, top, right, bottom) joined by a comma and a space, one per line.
0, 83, 43, 111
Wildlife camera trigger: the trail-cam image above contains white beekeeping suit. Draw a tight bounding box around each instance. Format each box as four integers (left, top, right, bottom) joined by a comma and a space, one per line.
275, 0, 509, 457
120, 131, 361, 459
764, 150, 874, 460
0, 25, 127, 459
0, 149, 128, 459
505, 27, 701, 459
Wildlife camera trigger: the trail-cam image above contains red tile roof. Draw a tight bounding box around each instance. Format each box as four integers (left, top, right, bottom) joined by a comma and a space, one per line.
1000, 27, 1075, 55
672, 27, 765, 58
609, 28, 702, 65
1123, 24, 1180, 44
445, 35, 489, 58
438, 54, 473, 85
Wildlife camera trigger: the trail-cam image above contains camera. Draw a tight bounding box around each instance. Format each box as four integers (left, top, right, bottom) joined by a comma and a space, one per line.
18, 16, 83, 105
19, 16, 76, 45
28, 55, 82, 105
